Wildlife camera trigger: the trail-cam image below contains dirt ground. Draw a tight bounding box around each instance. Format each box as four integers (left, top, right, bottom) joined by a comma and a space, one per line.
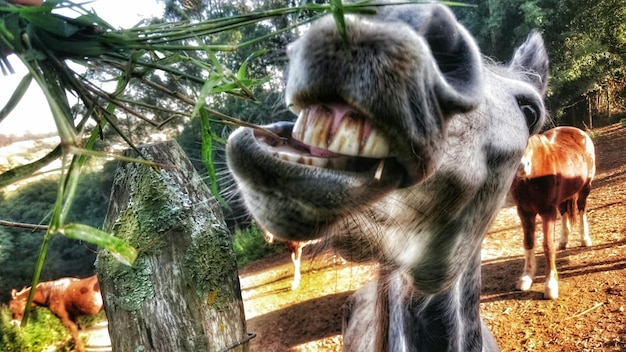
238, 122, 626, 352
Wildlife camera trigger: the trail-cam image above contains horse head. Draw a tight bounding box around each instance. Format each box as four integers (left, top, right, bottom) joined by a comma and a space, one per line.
226, 2, 548, 350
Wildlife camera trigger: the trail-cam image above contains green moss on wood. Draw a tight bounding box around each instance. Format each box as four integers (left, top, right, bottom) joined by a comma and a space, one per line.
184, 220, 237, 310
109, 163, 187, 252
99, 161, 189, 311
99, 142, 241, 315
98, 255, 155, 312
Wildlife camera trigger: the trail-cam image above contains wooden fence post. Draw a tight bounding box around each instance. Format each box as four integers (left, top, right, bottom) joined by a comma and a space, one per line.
96, 140, 249, 352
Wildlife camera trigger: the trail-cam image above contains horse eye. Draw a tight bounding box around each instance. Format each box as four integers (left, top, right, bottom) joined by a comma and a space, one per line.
517, 97, 540, 134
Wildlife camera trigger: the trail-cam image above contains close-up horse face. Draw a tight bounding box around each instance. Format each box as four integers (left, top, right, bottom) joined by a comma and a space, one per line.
226, 2, 547, 262
227, 1, 550, 350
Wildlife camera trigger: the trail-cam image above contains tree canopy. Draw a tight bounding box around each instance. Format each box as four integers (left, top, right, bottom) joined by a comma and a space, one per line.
454, 0, 626, 125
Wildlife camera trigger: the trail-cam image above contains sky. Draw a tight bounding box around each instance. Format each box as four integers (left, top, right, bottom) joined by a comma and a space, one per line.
0, 0, 164, 136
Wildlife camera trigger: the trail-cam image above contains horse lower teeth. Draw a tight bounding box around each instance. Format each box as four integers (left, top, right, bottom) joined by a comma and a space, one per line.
374, 159, 385, 181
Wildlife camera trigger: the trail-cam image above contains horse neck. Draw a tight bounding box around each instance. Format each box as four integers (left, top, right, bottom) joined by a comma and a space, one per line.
386, 252, 485, 351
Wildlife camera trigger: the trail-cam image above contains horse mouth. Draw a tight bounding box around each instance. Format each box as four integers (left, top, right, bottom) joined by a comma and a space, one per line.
253, 104, 397, 180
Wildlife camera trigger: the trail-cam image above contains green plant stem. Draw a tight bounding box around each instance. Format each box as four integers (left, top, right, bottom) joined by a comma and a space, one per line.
0, 144, 62, 188
21, 153, 70, 326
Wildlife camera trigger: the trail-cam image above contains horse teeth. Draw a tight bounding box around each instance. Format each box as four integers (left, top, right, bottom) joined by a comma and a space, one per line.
292, 105, 391, 158
274, 150, 329, 168
327, 157, 348, 170
291, 108, 309, 141
307, 156, 329, 167
327, 114, 363, 155
293, 107, 332, 149
361, 129, 390, 158
374, 159, 385, 181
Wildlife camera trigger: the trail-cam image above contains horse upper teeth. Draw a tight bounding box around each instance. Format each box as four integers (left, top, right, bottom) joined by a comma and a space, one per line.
360, 129, 390, 158
292, 106, 390, 158
292, 108, 331, 150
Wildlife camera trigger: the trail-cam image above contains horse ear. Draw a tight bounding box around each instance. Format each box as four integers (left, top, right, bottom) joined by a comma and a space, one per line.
419, 5, 484, 114
510, 30, 549, 96
11, 288, 17, 299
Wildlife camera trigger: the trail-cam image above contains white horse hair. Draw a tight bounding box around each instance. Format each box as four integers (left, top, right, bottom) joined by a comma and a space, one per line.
227, 2, 549, 351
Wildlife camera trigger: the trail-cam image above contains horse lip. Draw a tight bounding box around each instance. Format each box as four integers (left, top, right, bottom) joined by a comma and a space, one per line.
253, 122, 309, 154
257, 121, 295, 140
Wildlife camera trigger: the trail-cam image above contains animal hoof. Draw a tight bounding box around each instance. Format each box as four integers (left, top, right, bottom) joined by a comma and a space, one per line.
516, 276, 533, 291
544, 287, 559, 300
558, 242, 568, 250
582, 238, 592, 247
544, 277, 559, 299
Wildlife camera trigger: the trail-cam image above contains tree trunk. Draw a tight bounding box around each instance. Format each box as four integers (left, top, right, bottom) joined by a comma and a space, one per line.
607, 85, 611, 120
587, 97, 593, 129
96, 140, 249, 352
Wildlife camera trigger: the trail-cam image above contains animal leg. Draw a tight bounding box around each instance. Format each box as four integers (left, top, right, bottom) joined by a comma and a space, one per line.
578, 186, 592, 247
516, 209, 536, 292
579, 211, 592, 247
291, 245, 303, 290
558, 211, 571, 250
517, 249, 536, 291
61, 316, 84, 352
542, 212, 559, 300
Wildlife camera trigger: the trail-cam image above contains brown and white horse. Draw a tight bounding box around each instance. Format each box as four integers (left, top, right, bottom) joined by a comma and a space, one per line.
511, 126, 596, 299
263, 230, 321, 290
9, 275, 104, 352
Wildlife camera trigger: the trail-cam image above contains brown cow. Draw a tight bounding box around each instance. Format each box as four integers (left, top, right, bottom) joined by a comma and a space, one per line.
10, 275, 104, 352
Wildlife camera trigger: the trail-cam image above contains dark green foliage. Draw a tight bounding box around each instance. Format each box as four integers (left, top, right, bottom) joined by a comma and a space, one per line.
232, 224, 283, 267
0, 304, 106, 351
454, 0, 626, 124
0, 305, 72, 352
0, 163, 114, 304
0, 228, 14, 266
453, 0, 543, 61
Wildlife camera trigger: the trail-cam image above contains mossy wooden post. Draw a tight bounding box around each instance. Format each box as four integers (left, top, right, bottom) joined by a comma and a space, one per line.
96, 141, 249, 352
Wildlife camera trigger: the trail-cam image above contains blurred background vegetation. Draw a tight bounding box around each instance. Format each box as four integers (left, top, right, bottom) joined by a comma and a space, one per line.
0, 0, 625, 349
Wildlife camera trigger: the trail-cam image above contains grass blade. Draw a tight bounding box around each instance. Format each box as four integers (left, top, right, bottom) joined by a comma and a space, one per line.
59, 223, 138, 266
0, 73, 31, 123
